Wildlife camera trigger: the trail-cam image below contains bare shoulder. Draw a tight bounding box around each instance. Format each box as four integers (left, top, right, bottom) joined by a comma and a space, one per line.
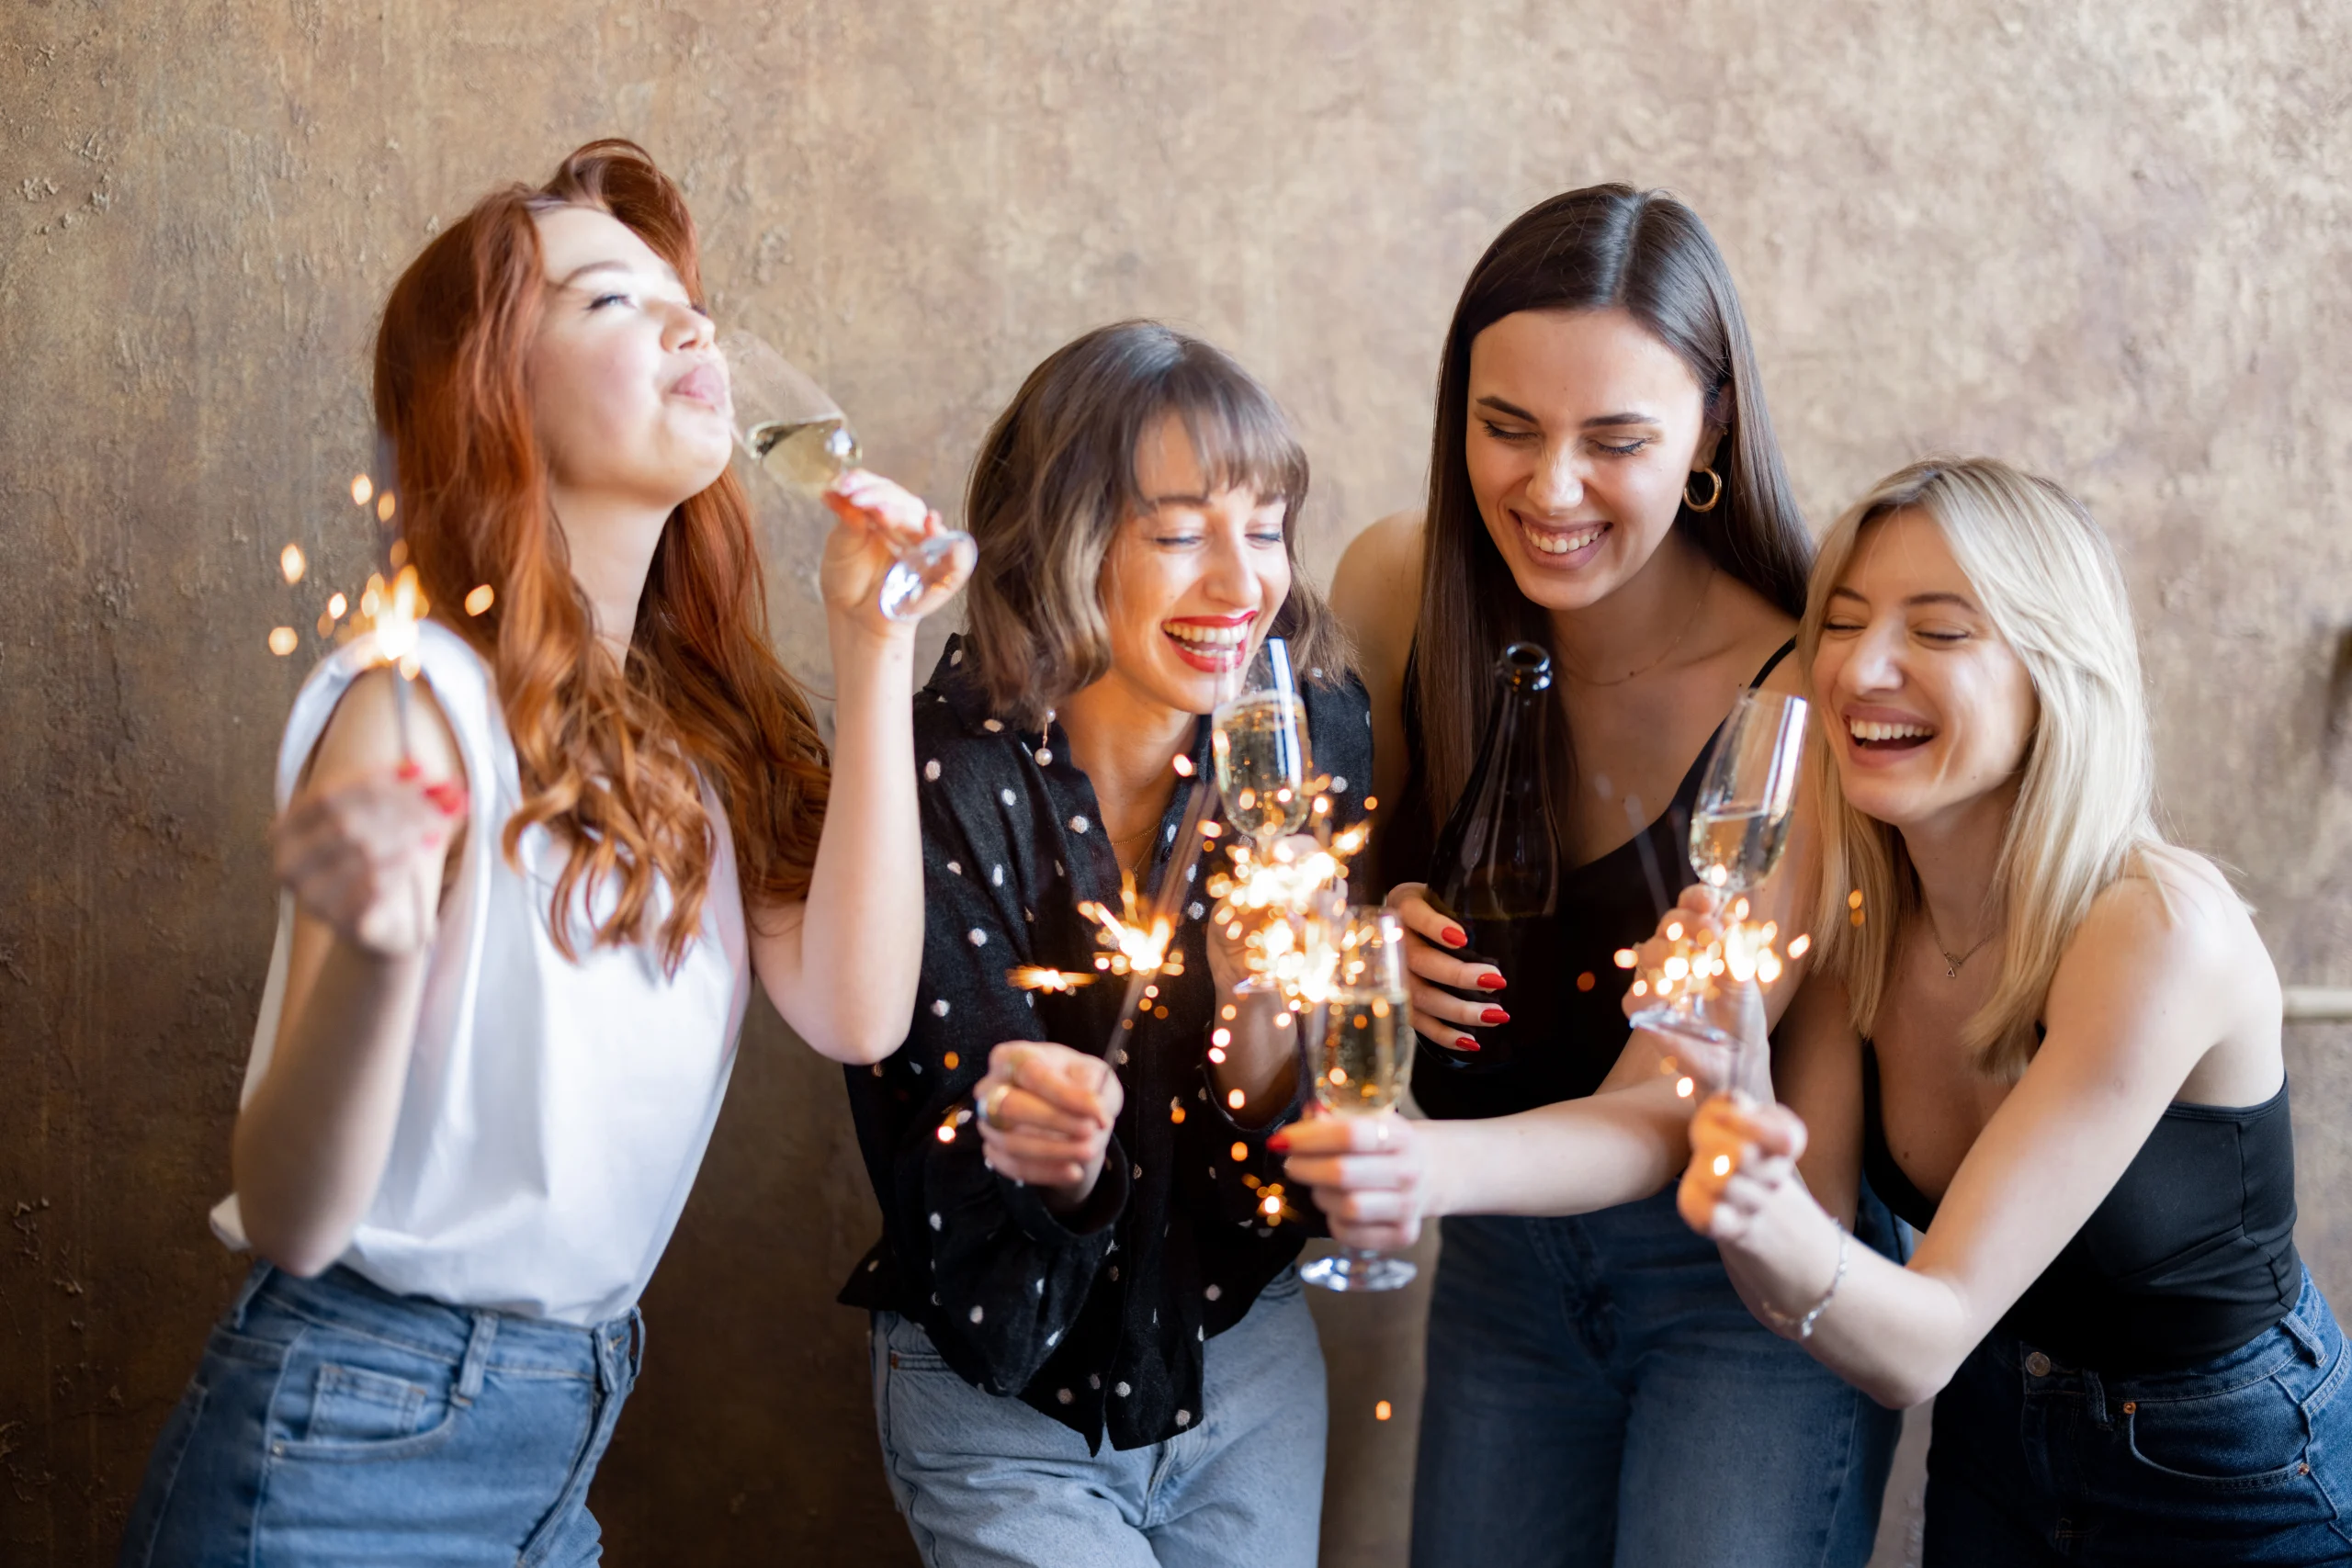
2056, 847, 2275, 1020
301, 666, 465, 794
1329, 510, 1425, 669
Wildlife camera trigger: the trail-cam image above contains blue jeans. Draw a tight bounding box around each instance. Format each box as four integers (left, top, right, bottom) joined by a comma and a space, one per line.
1412, 1192, 1899, 1567
1925, 1269, 2352, 1564
118, 1263, 641, 1567
871, 1267, 1327, 1567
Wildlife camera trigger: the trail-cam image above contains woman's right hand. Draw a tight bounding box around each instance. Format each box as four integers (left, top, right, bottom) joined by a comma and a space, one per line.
974, 1042, 1125, 1213
819, 470, 974, 631
270, 767, 467, 957
1385, 882, 1505, 1055
1273, 1111, 1442, 1251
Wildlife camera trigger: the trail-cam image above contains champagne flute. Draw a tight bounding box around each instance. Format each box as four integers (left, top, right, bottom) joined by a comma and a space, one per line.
1211, 637, 1311, 847
1626, 689, 1808, 1054
1298, 908, 1419, 1293
718, 329, 976, 621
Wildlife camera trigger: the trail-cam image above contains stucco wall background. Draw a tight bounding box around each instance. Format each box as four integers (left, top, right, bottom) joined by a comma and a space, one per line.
3, 3, 2346, 1563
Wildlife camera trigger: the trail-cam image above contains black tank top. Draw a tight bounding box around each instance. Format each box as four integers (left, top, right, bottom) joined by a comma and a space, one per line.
1862, 1043, 2301, 1368
1390, 638, 1796, 1121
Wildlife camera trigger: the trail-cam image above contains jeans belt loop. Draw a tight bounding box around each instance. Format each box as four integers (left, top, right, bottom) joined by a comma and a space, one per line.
452, 1310, 500, 1407
2284, 1303, 2328, 1366
2082, 1367, 2111, 1429
228, 1260, 275, 1331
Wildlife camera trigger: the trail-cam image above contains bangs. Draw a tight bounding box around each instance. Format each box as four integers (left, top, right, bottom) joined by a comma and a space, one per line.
1125, 360, 1310, 522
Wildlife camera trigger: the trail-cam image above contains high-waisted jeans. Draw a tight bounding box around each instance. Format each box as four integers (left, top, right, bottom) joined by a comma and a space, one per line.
1411, 1190, 1900, 1568
870, 1266, 1328, 1567
117, 1262, 641, 1567
1926, 1268, 2352, 1565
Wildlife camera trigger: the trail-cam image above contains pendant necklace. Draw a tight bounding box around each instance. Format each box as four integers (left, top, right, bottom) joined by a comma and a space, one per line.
1921, 904, 1996, 978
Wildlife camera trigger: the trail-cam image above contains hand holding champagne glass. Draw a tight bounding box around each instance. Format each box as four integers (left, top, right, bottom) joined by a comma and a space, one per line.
719, 329, 976, 621
1623, 688, 1808, 1072
1292, 908, 1419, 1292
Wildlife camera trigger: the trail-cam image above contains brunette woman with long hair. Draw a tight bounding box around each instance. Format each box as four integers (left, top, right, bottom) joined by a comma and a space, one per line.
1317, 187, 1897, 1565
117, 141, 967, 1565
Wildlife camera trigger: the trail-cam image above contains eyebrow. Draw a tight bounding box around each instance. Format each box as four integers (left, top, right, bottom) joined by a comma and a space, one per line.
1827, 586, 1983, 611
553, 257, 684, 289
1474, 395, 1661, 428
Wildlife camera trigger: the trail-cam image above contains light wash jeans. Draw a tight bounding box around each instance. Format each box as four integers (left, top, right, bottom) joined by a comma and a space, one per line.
118, 1263, 640, 1567
1412, 1193, 1900, 1568
871, 1266, 1328, 1567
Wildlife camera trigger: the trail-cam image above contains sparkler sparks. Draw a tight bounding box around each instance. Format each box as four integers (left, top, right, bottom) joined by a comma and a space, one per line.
1007, 966, 1093, 994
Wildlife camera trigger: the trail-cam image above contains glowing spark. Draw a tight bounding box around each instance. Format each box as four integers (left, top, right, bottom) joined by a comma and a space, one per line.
326, 592, 347, 620
1665, 920, 1684, 942
1207, 1046, 1226, 1064
267, 626, 298, 656
935, 1122, 956, 1144
1211, 1027, 1231, 1047
376, 491, 397, 524
464, 584, 495, 616
1363, 795, 1378, 812
1227, 1088, 1246, 1111
1786, 933, 1812, 959
1713, 1154, 1733, 1178
352, 474, 375, 506
1008, 966, 1091, 994
1261, 1194, 1283, 1216
1614, 947, 1638, 969
1374, 1401, 1393, 1421
1230, 1142, 1249, 1161
943, 1052, 959, 1070
1171, 753, 1194, 777
279, 544, 307, 584
368, 564, 427, 675
1848, 889, 1865, 909
1677, 1076, 1695, 1097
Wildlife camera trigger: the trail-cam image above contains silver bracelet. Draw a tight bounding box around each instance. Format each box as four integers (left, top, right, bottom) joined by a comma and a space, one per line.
1759, 1223, 1849, 1341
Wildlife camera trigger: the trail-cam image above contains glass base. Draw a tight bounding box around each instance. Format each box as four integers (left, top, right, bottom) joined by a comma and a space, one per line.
1300, 1249, 1418, 1292
1625, 1001, 1737, 1049
879, 530, 978, 621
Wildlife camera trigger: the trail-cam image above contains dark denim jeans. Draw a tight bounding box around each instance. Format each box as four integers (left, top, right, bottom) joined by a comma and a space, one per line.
1411, 1190, 1900, 1568
1926, 1269, 2352, 1565
118, 1263, 641, 1568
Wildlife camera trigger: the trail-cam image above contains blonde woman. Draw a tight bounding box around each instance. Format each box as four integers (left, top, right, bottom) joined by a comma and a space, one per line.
1675, 458, 2344, 1564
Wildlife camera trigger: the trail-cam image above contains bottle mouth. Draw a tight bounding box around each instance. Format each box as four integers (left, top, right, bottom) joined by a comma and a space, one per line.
1498, 641, 1553, 692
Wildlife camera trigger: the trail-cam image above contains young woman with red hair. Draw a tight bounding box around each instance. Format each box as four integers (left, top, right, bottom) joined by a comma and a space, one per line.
117, 140, 967, 1566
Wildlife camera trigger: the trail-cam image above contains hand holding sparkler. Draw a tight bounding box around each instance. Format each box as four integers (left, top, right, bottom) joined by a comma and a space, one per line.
970, 1042, 1125, 1213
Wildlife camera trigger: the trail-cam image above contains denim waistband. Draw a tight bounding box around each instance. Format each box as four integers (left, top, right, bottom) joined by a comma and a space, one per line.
1981, 1267, 2334, 1403
230, 1263, 640, 1388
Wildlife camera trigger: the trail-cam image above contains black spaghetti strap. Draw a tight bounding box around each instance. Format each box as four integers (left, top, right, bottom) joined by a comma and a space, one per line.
1747, 637, 1798, 689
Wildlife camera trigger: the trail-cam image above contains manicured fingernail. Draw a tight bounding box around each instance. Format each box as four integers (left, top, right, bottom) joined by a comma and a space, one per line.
1476, 972, 1507, 991
1442, 926, 1467, 948
1453, 1035, 1481, 1053
1481, 1007, 1510, 1025
397, 760, 422, 780
1266, 1131, 1291, 1152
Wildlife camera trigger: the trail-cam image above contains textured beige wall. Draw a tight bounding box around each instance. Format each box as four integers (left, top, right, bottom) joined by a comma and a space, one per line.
4, 3, 2347, 1563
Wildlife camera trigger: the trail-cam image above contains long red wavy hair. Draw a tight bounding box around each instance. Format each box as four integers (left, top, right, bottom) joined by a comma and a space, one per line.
373, 139, 827, 970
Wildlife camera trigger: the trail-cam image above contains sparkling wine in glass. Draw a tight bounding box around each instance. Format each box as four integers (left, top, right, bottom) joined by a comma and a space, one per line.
1212, 637, 1312, 847
1626, 688, 1808, 1055
1299, 908, 1419, 1293
718, 329, 975, 621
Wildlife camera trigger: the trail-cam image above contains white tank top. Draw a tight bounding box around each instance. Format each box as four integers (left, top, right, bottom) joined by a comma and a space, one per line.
211, 619, 751, 1325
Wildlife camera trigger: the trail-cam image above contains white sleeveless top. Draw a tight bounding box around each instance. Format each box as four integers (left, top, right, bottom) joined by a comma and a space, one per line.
211, 620, 752, 1325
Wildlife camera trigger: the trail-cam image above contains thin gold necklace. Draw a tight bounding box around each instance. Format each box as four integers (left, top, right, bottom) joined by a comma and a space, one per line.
1921, 904, 1996, 978
1560, 565, 1715, 688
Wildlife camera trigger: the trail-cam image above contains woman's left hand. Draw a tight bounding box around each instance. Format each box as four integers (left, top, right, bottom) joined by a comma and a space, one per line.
1273, 1111, 1436, 1251
819, 469, 974, 630
1677, 1089, 1809, 1244
1621, 885, 1773, 1099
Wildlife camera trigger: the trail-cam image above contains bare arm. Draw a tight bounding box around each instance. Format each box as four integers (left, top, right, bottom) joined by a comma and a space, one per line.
232, 670, 467, 1276
1328, 510, 1422, 828
1685, 872, 2261, 1407
750, 474, 970, 1064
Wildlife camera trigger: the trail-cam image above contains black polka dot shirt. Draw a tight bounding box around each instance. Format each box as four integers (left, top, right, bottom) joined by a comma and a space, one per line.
839, 635, 1374, 1452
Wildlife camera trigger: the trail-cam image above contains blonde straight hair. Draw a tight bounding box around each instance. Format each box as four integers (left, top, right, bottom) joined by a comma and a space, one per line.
1800, 457, 2172, 1080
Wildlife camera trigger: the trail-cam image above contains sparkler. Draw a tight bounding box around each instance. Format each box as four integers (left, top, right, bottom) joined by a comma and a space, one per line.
1614, 894, 1809, 1095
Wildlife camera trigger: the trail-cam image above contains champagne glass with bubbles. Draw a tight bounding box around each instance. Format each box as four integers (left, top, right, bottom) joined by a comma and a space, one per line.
1298, 907, 1419, 1292
719, 329, 975, 621
1626, 689, 1809, 1055
1212, 637, 1311, 848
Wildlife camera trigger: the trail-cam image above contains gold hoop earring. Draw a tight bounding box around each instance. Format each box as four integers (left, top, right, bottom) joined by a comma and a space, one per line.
1684, 467, 1724, 513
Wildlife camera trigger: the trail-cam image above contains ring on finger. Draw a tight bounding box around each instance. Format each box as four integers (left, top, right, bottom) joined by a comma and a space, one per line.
981, 1080, 1014, 1129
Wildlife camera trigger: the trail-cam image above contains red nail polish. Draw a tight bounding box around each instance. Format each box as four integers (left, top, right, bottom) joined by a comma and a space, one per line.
397, 760, 422, 780
1476, 973, 1508, 991
1442, 926, 1467, 948
1266, 1131, 1291, 1152
1481, 1007, 1510, 1025
1453, 1036, 1482, 1053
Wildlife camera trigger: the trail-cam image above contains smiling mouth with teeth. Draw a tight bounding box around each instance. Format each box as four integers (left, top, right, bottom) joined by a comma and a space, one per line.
1518, 516, 1609, 559
1163, 617, 1253, 671
1848, 718, 1937, 750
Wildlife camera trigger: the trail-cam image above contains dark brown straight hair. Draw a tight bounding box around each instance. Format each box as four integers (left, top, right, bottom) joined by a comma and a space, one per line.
962, 321, 1350, 727
1411, 186, 1813, 829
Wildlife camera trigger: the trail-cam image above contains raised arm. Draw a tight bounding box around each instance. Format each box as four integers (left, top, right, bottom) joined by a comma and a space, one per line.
232, 669, 468, 1276
751, 473, 970, 1063
1683, 869, 2262, 1408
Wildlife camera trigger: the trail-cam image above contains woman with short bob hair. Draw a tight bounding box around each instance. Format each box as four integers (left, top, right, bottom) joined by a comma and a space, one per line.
1676, 457, 2347, 1563
841, 320, 1368, 1567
